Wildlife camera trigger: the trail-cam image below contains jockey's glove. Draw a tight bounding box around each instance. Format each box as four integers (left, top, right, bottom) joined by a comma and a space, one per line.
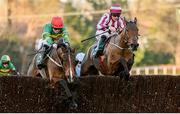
109, 26, 116, 33
65, 42, 70, 47
16, 71, 20, 76
52, 43, 58, 49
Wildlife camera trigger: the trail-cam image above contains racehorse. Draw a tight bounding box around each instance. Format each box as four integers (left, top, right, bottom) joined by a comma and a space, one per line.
81, 17, 139, 80
27, 39, 78, 109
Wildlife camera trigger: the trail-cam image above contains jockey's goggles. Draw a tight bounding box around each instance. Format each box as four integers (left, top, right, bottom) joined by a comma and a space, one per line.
112, 13, 120, 17
53, 28, 62, 30
2, 61, 9, 64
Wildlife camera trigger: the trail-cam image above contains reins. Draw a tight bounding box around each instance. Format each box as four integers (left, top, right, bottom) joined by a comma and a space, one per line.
46, 51, 63, 68
108, 28, 133, 51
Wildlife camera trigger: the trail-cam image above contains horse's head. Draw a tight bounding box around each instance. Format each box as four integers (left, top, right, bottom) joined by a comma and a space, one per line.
56, 40, 76, 83
122, 17, 139, 51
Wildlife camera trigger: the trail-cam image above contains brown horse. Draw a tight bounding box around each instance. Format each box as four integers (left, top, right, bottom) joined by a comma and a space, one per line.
27, 39, 78, 109
81, 17, 139, 80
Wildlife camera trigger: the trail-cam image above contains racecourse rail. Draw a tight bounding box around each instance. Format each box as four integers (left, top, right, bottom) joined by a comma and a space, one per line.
131, 65, 180, 75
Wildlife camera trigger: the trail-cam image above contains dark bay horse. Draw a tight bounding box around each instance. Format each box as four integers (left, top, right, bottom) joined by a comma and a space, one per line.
27, 39, 78, 109
81, 17, 139, 80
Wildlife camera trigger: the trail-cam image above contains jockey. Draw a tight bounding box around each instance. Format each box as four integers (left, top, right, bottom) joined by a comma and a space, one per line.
93, 4, 125, 58
75, 52, 85, 77
37, 16, 70, 69
0, 55, 17, 76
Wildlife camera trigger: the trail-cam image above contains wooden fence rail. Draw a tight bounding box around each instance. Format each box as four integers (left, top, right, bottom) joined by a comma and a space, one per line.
130, 65, 180, 75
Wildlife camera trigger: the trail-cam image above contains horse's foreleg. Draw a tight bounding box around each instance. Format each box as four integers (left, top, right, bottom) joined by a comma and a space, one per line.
59, 79, 78, 109
127, 54, 135, 71
119, 58, 130, 80
59, 79, 72, 98
38, 69, 47, 79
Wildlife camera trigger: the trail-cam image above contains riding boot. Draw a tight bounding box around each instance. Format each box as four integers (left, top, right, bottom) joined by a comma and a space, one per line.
37, 45, 49, 69
37, 51, 46, 69
93, 35, 107, 58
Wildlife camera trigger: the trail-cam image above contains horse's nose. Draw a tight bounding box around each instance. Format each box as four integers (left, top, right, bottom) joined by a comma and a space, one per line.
130, 43, 139, 51
134, 43, 139, 51
136, 43, 139, 48
130, 44, 134, 47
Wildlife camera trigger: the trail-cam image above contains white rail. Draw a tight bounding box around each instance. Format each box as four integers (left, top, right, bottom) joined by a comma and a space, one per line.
130, 65, 180, 75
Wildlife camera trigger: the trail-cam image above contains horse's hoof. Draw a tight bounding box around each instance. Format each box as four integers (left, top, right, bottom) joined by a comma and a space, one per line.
119, 71, 129, 80
69, 101, 78, 110
125, 76, 129, 81
118, 72, 124, 78
124, 73, 130, 81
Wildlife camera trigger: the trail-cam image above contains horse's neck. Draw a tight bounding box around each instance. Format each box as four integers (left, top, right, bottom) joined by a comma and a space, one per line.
119, 32, 127, 47
110, 31, 126, 48
50, 48, 60, 61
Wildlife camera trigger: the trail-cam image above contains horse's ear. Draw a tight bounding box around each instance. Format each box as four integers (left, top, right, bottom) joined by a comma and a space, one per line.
124, 17, 127, 25
134, 17, 137, 24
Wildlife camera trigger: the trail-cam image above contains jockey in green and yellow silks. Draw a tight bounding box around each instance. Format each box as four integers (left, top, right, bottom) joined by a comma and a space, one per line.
42, 17, 70, 46
0, 55, 16, 76
36, 16, 70, 69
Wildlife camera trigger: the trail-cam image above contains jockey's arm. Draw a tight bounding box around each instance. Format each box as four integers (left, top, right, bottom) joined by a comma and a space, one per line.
61, 27, 70, 44
96, 13, 109, 31
9, 63, 20, 76
9, 62, 16, 71
42, 24, 54, 45
119, 16, 126, 29
42, 32, 53, 45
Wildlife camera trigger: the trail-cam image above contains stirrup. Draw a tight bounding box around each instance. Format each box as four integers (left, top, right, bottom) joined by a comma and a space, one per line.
37, 63, 45, 69
37, 64, 43, 69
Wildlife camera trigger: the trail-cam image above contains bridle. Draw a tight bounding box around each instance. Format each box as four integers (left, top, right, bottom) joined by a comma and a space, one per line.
109, 22, 138, 51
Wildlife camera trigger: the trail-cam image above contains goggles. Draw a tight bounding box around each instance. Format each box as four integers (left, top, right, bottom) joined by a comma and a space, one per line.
111, 13, 120, 17
53, 28, 62, 30
2, 61, 9, 65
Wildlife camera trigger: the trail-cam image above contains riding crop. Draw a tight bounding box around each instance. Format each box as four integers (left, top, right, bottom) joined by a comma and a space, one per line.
81, 30, 109, 42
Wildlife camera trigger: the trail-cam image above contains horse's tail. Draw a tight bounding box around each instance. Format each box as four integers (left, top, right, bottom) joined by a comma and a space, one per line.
85, 45, 94, 61
80, 45, 95, 76
27, 54, 37, 76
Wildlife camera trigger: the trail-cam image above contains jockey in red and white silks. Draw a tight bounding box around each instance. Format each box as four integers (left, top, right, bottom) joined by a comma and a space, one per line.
94, 4, 126, 58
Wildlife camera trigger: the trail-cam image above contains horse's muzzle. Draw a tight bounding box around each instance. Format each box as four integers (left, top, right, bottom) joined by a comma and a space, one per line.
130, 43, 139, 51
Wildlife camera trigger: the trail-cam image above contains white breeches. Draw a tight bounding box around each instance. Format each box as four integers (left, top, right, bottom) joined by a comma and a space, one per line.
35, 39, 50, 51
95, 30, 110, 40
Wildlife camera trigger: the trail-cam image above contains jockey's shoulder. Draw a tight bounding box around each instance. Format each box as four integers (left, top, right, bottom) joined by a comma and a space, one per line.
119, 16, 125, 20
102, 12, 110, 18
0, 61, 4, 67
44, 23, 52, 28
